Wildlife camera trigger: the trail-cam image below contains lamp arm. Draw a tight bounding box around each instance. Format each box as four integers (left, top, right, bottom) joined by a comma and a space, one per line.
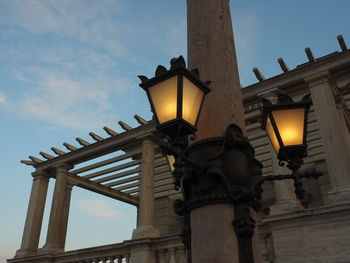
154, 136, 203, 171
261, 168, 323, 182
256, 168, 323, 200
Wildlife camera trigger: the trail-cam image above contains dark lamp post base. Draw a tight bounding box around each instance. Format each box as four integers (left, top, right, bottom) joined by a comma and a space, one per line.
173, 124, 263, 263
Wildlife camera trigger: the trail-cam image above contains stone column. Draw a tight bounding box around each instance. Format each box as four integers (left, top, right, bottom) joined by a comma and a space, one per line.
131, 137, 159, 263
132, 136, 159, 239
268, 145, 303, 215
187, 0, 246, 139
40, 163, 73, 253
15, 171, 50, 258
306, 74, 350, 202
187, 1, 261, 262
59, 182, 73, 249
191, 204, 239, 262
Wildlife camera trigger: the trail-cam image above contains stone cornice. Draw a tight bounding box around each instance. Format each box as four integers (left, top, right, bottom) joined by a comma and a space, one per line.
242, 50, 350, 104
261, 202, 350, 223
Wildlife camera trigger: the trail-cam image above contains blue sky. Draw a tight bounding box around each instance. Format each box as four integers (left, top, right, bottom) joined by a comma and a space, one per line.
0, 0, 349, 261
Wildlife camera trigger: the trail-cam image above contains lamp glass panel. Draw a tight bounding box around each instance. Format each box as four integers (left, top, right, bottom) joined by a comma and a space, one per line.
271, 108, 305, 147
148, 76, 178, 124
182, 76, 204, 126
166, 155, 175, 172
266, 116, 280, 153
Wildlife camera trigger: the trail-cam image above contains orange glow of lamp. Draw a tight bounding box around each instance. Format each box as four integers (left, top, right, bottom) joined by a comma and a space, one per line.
261, 93, 312, 162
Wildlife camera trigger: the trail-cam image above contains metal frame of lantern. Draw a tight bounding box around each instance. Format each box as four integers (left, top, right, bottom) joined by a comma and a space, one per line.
261, 93, 312, 171
139, 55, 211, 139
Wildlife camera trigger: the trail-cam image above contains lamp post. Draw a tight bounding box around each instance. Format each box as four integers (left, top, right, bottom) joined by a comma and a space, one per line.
139, 58, 323, 263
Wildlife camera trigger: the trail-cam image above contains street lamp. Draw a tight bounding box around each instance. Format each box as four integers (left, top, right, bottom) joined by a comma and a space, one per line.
261, 92, 312, 169
139, 55, 210, 138
139, 57, 321, 263
260, 92, 319, 200
139, 56, 265, 263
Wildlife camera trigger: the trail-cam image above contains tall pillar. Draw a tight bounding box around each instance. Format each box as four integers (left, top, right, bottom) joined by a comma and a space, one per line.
187, 0, 246, 139
268, 146, 303, 215
40, 163, 73, 253
131, 137, 159, 263
187, 1, 260, 263
132, 136, 159, 239
306, 74, 350, 202
15, 171, 50, 258
59, 182, 73, 249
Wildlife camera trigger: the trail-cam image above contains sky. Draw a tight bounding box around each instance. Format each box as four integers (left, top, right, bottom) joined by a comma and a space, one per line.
0, 0, 349, 261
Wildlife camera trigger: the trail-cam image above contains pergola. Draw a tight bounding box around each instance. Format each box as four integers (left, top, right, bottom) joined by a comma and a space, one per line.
17, 115, 176, 257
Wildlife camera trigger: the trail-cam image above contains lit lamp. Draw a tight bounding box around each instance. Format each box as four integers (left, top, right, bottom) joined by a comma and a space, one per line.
261, 93, 312, 167
166, 155, 175, 172
139, 56, 210, 139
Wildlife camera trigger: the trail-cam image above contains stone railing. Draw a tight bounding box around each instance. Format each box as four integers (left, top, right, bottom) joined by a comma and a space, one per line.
8, 235, 186, 263
153, 235, 187, 263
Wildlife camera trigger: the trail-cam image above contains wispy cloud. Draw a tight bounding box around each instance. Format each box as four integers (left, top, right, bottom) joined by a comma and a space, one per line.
2, 0, 125, 57
0, 94, 6, 104
0, 1, 187, 130
0, 0, 133, 130
8, 68, 133, 130
74, 198, 121, 219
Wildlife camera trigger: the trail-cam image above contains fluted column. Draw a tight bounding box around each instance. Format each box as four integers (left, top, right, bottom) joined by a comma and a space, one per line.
132, 136, 159, 239
306, 74, 350, 203
269, 145, 303, 215
40, 163, 73, 253
15, 171, 50, 258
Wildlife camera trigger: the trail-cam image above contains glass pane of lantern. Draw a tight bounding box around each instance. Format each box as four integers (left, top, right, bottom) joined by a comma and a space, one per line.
182, 76, 204, 126
266, 116, 280, 153
166, 155, 175, 172
148, 76, 178, 124
271, 108, 305, 147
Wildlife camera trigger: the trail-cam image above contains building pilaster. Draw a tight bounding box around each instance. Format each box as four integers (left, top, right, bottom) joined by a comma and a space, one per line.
306, 73, 350, 203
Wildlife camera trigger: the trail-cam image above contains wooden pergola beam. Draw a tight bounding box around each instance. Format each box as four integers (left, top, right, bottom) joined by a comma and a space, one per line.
68, 174, 139, 206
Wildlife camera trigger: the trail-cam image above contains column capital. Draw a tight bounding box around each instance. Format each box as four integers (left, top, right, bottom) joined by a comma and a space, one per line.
304, 72, 330, 87
31, 170, 50, 180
